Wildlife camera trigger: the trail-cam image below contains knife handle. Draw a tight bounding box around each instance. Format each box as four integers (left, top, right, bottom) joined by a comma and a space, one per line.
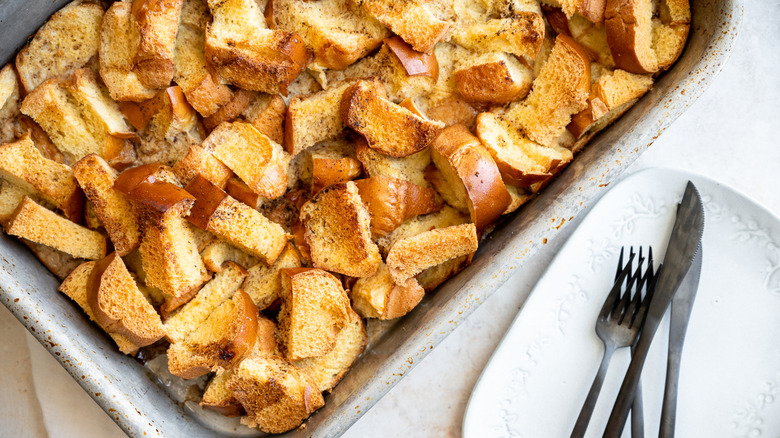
659, 351, 683, 437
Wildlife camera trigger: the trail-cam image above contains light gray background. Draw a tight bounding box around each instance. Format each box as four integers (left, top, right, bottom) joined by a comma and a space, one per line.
1, 2, 777, 437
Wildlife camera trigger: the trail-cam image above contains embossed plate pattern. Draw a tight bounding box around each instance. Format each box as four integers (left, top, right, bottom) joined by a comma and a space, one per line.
463, 168, 780, 438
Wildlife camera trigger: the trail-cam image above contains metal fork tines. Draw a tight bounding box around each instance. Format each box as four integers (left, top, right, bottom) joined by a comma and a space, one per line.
570, 246, 657, 438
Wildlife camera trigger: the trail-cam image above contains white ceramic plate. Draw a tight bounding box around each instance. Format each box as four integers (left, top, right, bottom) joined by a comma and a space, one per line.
463, 168, 780, 438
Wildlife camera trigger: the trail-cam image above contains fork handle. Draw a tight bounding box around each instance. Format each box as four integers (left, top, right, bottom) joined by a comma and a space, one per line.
571, 345, 615, 438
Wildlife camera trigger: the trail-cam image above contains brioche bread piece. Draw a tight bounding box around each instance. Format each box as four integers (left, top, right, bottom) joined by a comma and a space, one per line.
204, 0, 311, 94
224, 177, 266, 210
173, 6, 234, 117
173, 145, 234, 189
114, 167, 210, 312
227, 355, 324, 433
351, 263, 424, 320
563, 12, 615, 68
454, 52, 533, 105
242, 94, 287, 145
293, 308, 367, 391
201, 316, 279, 416
476, 112, 572, 187
87, 252, 165, 347
341, 80, 444, 157
378, 205, 468, 255
73, 154, 141, 255
384, 36, 440, 81
200, 240, 259, 273
186, 175, 287, 264
554, 0, 607, 23
284, 79, 367, 156
299, 181, 381, 277
16, 116, 66, 165
21, 238, 83, 281
568, 68, 653, 139
0, 65, 21, 145
168, 289, 259, 379
355, 139, 431, 188
0, 135, 84, 223
59, 262, 141, 354
164, 262, 247, 343
5, 197, 107, 260
312, 156, 363, 193
131, 0, 185, 89
295, 139, 357, 189
14, 1, 103, 93
0, 180, 34, 222
202, 89, 258, 132
354, 176, 442, 238
429, 124, 510, 234
202, 121, 290, 199
270, 0, 389, 69
242, 243, 301, 310
354, 0, 449, 53
605, 0, 690, 74
504, 35, 590, 147
452, 13, 545, 62
99, 2, 159, 102
386, 223, 478, 283
278, 268, 352, 360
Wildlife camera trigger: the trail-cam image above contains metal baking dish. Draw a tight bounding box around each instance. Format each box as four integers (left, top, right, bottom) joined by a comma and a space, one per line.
0, 0, 741, 436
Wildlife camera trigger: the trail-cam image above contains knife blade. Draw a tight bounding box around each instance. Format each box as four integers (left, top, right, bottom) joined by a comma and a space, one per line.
603, 181, 705, 437
659, 243, 703, 437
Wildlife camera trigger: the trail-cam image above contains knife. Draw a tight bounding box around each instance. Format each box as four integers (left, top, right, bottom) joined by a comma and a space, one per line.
603, 181, 705, 437
659, 244, 703, 437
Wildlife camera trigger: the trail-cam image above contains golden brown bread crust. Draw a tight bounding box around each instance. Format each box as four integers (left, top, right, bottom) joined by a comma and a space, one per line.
605, 0, 656, 73
384, 36, 439, 81
131, 0, 185, 89
354, 0, 449, 53
429, 124, 511, 235
454, 54, 532, 106
202, 89, 259, 132
244, 94, 287, 145
354, 175, 443, 238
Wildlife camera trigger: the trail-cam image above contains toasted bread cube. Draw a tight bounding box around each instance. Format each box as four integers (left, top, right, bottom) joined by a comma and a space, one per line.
378, 205, 469, 255
186, 175, 288, 264
87, 252, 165, 347
173, 144, 234, 188
68, 68, 135, 138
312, 155, 363, 192
355, 139, 431, 188
270, 0, 389, 69
243, 94, 287, 145
224, 177, 265, 210
200, 240, 259, 273
0, 135, 84, 223
204, 0, 311, 94
351, 263, 424, 320
476, 112, 573, 187
131, 0, 184, 89
164, 262, 248, 343
341, 80, 444, 157
227, 355, 324, 433
168, 289, 259, 379
201, 316, 279, 416
504, 35, 591, 146
59, 262, 141, 354
202, 121, 291, 199
278, 268, 352, 360
242, 243, 301, 310
354, 175, 442, 238
0, 180, 34, 222
14, 1, 103, 93
300, 181, 381, 277
99, 2, 159, 102
452, 13, 546, 62
429, 124, 511, 234
202, 89, 258, 131
386, 223, 478, 284
72, 155, 141, 255
356, 0, 449, 53
6, 197, 106, 260
173, 8, 234, 117
454, 52, 533, 105
293, 308, 367, 391
284, 80, 365, 156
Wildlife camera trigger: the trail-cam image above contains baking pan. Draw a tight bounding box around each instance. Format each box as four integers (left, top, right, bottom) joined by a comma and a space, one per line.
0, 1, 741, 436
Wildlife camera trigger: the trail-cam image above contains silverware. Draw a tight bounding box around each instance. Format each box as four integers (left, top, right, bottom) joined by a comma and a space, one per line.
570, 247, 656, 438
603, 181, 705, 437
659, 244, 703, 437
629, 247, 658, 438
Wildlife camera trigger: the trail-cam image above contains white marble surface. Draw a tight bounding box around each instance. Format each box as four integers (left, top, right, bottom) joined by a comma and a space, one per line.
1, 2, 778, 437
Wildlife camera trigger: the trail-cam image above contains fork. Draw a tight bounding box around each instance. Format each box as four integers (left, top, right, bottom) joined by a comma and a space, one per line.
570, 247, 655, 438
